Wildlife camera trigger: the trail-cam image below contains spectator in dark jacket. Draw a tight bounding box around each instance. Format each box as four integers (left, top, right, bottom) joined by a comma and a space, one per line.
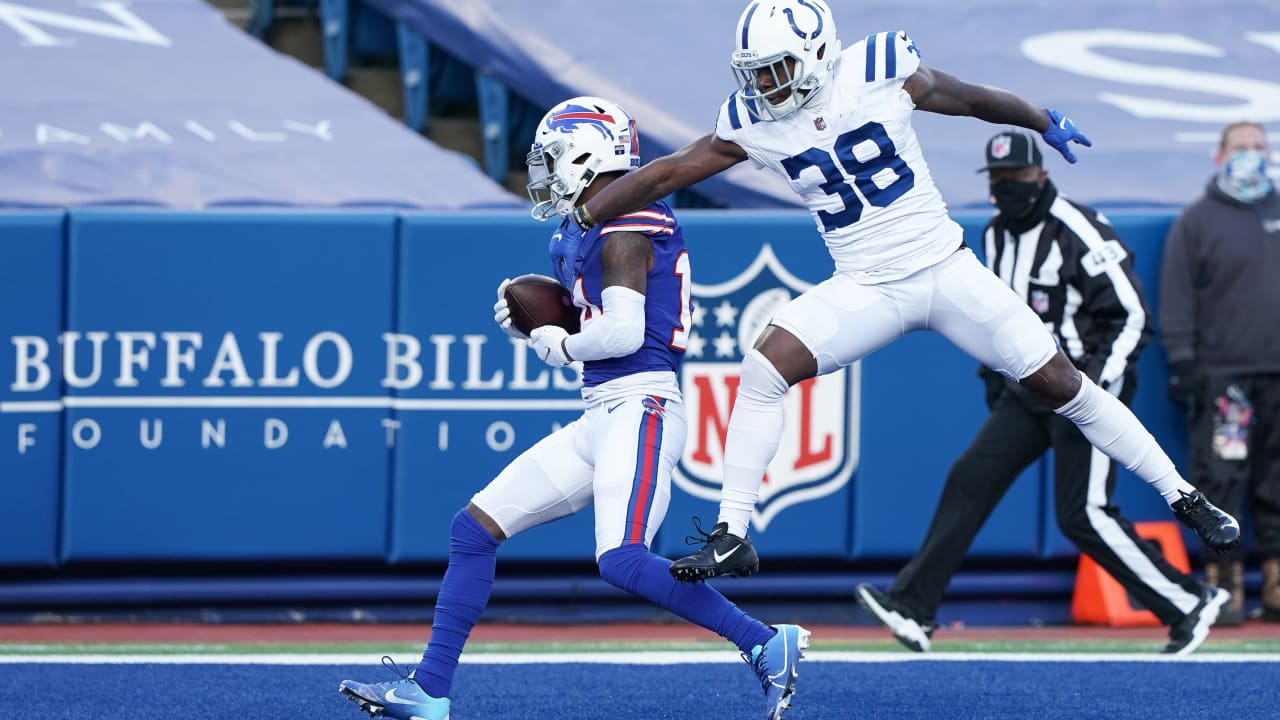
1160, 120, 1280, 625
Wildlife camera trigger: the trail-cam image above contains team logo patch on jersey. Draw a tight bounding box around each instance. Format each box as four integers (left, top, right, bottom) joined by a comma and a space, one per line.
673, 245, 860, 531
1031, 289, 1050, 314
814, 117, 826, 131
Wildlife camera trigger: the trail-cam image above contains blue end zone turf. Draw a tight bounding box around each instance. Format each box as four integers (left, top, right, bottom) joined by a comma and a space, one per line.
1, 660, 1275, 720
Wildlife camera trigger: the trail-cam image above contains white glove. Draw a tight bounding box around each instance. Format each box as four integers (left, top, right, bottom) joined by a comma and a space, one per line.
528, 325, 573, 367
493, 278, 526, 339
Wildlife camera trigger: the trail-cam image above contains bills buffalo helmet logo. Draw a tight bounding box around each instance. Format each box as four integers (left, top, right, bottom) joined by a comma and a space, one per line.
546, 104, 616, 141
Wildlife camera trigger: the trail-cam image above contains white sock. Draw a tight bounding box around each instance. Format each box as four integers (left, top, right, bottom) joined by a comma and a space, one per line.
717, 350, 790, 538
1054, 374, 1196, 504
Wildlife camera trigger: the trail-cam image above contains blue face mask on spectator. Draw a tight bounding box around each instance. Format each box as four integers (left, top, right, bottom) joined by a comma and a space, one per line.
1217, 149, 1274, 203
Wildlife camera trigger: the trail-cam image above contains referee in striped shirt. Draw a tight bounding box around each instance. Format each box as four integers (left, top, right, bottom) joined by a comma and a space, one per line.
857, 129, 1227, 655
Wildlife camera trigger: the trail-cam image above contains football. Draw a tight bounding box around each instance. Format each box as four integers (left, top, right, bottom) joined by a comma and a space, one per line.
504, 274, 580, 336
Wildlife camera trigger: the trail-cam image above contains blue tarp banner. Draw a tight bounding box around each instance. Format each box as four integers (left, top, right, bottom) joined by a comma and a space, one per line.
377, 0, 1280, 210
0, 0, 522, 209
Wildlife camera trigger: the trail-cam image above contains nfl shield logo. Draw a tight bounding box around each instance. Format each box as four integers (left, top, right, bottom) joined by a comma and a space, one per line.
1031, 289, 1050, 314
674, 245, 860, 531
991, 135, 1012, 159
814, 117, 826, 131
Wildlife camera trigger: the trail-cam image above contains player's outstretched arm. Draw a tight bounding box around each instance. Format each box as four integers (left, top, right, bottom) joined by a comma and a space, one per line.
905, 65, 1047, 128
580, 134, 747, 227
905, 65, 1092, 163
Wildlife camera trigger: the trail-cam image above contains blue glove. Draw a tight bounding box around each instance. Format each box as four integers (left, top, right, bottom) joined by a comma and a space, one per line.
549, 216, 586, 288
1041, 108, 1092, 164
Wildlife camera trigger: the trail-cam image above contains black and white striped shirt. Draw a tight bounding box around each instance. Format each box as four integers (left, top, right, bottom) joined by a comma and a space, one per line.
983, 183, 1152, 393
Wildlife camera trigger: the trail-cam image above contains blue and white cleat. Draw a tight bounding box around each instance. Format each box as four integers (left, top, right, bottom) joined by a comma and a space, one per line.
338, 657, 451, 720
745, 624, 810, 720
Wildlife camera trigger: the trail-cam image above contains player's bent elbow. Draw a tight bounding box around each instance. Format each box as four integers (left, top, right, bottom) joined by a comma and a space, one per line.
607, 322, 646, 358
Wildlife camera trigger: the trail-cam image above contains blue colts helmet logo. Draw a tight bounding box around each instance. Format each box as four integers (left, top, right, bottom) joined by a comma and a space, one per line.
547, 104, 616, 141
783, 0, 824, 40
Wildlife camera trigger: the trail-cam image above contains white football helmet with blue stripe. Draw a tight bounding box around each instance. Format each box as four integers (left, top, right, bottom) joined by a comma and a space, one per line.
526, 96, 641, 221
731, 0, 841, 121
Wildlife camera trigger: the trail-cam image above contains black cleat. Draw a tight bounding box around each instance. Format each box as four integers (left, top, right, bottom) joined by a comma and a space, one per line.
854, 583, 936, 652
1172, 490, 1241, 554
1163, 584, 1230, 655
669, 519, 760, 583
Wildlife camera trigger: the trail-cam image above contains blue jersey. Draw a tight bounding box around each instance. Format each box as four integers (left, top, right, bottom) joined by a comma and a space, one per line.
550, 200, 692, 388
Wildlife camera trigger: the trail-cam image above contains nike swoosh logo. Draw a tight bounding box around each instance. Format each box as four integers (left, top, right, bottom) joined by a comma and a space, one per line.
1059, 117, 1068, 129
607, 401, 625, 413
384, 689, 420, 705
713, 545, 739, 563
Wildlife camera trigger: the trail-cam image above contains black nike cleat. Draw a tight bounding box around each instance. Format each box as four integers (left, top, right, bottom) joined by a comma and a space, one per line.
669, 519, 760, 583
1172, 490, 1241, 554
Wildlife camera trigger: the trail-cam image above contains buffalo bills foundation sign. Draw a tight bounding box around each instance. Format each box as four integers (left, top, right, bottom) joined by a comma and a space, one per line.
674, 245, 859, 531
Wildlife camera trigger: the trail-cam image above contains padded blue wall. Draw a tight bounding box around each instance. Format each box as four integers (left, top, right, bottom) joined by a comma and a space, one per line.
58, 212, 396, 562
0, 210, 1188, 567
0, 214, 65, 567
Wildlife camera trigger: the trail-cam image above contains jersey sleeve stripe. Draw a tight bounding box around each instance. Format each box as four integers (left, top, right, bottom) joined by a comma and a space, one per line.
599, 225, 675, 236
614, 210, 675, 224
1054, 199, 1147, 385
864, 32, 878, 82
726, 91, 742, 130
885, 31, 898, 78
725, 91, 758, 130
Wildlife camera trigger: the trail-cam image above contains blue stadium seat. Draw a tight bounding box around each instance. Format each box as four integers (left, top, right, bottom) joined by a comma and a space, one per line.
316, 0, 347, 79
247, 0, 317, 39
315, 0, 398, 81
475, 73, 509, 184
395, 26, 478, 134
396, 23, 428, 132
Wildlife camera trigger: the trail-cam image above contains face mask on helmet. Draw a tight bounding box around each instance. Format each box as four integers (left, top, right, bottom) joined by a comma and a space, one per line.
731, 0, 841, 121
1217, 149, 1274, 203
527, 97, 641, 221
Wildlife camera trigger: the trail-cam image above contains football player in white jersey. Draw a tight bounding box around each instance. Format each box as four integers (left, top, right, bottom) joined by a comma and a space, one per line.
565, 0, 1241, 581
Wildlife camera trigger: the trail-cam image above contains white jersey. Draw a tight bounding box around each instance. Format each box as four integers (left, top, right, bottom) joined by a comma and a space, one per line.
715, 30, 961, 283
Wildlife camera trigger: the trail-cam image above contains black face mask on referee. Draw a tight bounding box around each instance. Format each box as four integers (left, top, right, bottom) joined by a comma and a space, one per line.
990, 178, 1043, 220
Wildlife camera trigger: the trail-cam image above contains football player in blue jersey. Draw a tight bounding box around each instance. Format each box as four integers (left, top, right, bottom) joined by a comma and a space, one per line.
338, 96, 809, 720
567, 0, 1240, 582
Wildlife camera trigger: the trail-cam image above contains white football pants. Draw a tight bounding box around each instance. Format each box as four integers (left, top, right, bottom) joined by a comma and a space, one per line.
471, 394, 685, 559
774, 247, 1056, 378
